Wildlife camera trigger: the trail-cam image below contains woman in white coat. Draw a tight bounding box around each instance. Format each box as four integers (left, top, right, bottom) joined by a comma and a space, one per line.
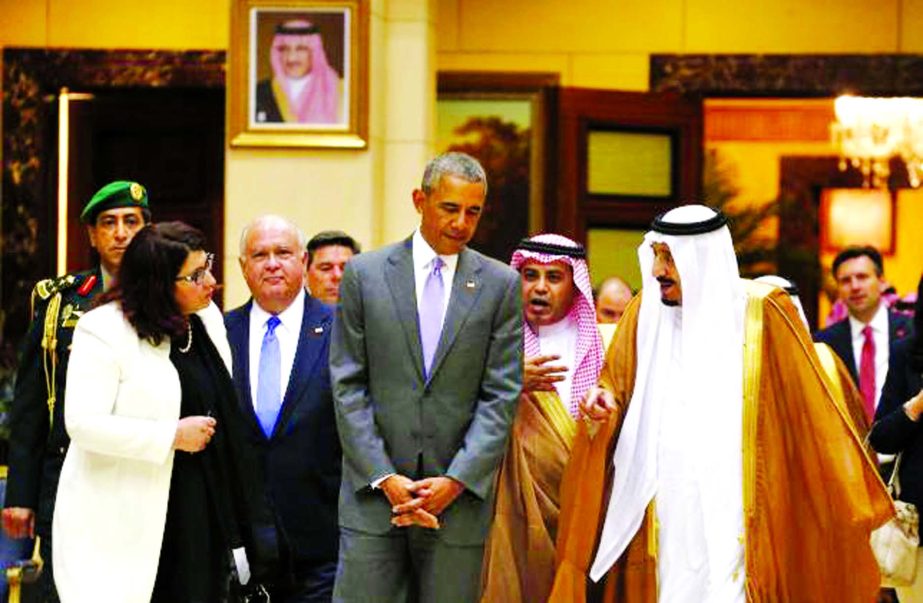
53, 222, 277, 603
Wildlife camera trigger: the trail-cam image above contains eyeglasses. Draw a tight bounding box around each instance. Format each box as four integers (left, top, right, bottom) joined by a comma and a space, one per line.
176, 252, 215, 285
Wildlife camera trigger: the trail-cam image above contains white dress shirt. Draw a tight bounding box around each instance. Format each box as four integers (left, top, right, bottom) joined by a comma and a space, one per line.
412, 229, 458, 328
537, 315, 578, 411
287, 73, 312, 99
248, 288, 305, 409
849, 302, 889, 408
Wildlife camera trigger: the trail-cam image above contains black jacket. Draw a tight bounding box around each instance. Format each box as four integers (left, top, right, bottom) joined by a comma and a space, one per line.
869, 338, 923, 507
814, 309, 914, 385
5, 269, 102, 535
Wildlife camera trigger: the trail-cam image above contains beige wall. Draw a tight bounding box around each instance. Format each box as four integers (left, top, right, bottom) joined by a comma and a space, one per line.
437, 0, 923, 88
0, 0, 435, 306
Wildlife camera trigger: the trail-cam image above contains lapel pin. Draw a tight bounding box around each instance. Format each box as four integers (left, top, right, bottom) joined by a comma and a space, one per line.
466, 280, 476, 289
313, 326, 324, 334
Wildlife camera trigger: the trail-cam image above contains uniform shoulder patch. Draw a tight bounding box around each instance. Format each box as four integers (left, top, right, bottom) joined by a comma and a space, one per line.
32, 273, 87, 303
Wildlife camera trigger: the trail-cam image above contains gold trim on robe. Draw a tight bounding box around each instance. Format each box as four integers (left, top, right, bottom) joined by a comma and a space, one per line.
815, 341, 871, 439
271, 78, 295, 122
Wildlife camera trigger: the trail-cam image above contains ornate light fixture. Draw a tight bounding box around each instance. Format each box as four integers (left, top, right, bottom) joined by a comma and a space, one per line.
830, 95, 923, 188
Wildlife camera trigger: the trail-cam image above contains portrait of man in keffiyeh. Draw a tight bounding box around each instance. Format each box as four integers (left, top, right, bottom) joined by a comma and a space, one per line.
255, 17, 344, 125
479, 233, 607, 603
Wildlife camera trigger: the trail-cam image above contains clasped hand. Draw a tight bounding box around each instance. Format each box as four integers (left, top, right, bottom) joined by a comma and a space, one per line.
381, 475, 465, 530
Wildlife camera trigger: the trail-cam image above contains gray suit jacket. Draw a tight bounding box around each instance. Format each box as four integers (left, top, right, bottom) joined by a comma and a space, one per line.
330, 237, 523, 546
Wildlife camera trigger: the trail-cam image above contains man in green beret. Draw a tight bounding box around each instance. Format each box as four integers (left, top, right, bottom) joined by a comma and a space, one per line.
2, 180, 150, 602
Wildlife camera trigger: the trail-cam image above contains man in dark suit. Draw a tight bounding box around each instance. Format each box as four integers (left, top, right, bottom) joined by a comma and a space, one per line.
815, 245, 914, 423
330, 152, 523, 602
226, 214, 340, 602
3, 181, 151, 603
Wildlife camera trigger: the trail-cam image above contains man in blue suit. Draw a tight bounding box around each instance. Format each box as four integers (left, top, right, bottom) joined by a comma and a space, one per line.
815, 245, 914, 423
330, 152, 523, 602
226, 214, 340, 602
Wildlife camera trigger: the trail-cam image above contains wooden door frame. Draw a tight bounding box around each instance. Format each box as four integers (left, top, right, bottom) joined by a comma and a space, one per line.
1, 48, 225, 356
556, 87, 704, 243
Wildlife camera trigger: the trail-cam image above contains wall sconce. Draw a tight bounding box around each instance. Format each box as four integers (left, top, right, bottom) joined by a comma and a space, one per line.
820, 188, 895, 254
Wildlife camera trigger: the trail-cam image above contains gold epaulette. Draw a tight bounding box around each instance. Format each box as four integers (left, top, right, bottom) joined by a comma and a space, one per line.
31, 273, 79, 430
30, 274, 78, 321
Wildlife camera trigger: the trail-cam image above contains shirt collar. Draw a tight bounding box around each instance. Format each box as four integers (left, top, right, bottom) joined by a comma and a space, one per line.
849, 301, 888, 337
412, 229, 459, 274
251, 288, 306, 332
100, 265, 115, 291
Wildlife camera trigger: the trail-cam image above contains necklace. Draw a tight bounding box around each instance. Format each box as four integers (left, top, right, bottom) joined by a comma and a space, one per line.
178, 321, 193, 353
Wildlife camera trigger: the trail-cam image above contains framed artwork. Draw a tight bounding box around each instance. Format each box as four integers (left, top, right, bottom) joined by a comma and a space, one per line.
229, 0, 369, 148
437, 72, 558, 263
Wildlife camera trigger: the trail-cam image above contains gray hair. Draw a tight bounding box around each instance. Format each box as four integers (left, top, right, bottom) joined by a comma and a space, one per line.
239, 214, 307, 256
420, 152, 488, 197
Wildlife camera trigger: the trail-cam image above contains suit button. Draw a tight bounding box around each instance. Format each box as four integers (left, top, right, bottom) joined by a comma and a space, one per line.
59, 447, 65, 454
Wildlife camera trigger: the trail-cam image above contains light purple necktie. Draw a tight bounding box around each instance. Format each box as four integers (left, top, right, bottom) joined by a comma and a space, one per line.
419, 257, 445, 378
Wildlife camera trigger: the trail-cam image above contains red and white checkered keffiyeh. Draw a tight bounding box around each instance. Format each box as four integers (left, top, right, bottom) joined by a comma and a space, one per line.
511, 233, 605, 418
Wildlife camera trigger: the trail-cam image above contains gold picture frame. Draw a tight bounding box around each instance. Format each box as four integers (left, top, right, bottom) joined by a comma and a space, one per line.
229, 0, 368, 148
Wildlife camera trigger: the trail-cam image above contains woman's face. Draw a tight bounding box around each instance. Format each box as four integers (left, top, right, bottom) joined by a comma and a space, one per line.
174, 249, 217, 315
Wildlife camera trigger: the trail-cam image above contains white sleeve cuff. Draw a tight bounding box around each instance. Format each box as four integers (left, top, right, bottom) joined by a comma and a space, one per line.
371, 473, 395, 489
232, 547, 251, 585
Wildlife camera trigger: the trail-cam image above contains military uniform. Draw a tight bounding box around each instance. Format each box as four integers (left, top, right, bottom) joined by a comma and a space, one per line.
6, 268, 102, 601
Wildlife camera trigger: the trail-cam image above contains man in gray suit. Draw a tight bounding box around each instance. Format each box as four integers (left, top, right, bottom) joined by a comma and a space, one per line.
330, 152, 523, 602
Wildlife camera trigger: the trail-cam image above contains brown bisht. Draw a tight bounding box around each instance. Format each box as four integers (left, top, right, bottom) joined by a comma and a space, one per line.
480, 389, 576, 602
549, 283, 893, 603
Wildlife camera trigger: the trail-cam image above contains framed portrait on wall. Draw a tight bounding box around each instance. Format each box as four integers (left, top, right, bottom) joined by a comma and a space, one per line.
229, 0, 368, 148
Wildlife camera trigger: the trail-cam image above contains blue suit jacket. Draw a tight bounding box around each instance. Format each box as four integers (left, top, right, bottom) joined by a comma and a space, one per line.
814, 309, 914, 384
225, 294, 340, 564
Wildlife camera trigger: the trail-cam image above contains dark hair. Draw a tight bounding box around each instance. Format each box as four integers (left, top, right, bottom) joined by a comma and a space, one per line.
832, 245, 884, 278
306, 230, 360, 265
912, 275, 923, 372
97, 221, 206, 345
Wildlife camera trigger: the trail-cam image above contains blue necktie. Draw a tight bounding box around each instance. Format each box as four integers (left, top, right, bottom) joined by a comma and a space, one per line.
419, 257, 446, 378
256, 315, 282, 438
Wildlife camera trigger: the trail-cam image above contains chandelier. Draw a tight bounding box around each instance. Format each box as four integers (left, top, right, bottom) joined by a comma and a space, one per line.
830, 95, 923, 188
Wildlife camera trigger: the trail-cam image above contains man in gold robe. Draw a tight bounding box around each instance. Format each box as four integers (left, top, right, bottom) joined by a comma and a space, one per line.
550, 205, 892, 603
480, 234, 606, 602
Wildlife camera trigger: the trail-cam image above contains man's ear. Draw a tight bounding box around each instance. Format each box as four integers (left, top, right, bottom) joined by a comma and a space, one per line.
412, 189, 426, 213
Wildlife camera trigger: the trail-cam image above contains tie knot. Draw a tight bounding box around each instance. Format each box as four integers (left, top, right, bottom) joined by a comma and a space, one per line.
862, 324, 873, 338
432, 257, 444, 274
267, 315, 281, 334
